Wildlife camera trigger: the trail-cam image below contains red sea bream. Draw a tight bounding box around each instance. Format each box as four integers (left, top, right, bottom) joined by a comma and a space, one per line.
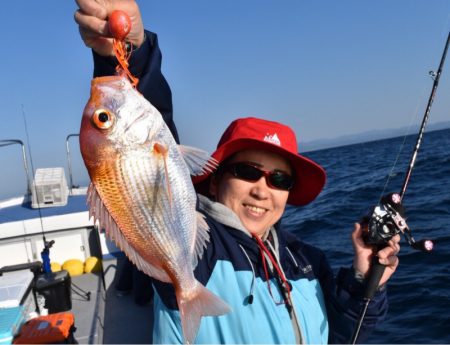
79, 75, 230, 343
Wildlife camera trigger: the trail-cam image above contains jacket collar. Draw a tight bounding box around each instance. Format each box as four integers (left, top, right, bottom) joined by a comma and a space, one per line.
197, 195, 291, 261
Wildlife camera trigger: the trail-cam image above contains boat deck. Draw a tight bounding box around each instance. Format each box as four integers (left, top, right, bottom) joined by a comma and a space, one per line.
70, 256, 154, 344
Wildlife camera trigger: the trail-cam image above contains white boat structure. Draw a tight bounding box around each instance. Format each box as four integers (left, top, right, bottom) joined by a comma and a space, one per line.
0, 136, 153, 344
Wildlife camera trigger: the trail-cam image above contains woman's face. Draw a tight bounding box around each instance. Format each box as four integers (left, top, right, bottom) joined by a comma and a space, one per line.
209, 149, 292, 237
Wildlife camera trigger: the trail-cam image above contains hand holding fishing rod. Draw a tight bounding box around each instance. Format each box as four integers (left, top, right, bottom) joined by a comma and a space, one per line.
351, 30, 449, 344
351, 193, 434, 344
352, 217, 401, 298
360, 193, 433, 298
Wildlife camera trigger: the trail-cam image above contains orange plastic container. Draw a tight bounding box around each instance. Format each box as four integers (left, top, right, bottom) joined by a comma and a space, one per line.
13, 312, 75, 344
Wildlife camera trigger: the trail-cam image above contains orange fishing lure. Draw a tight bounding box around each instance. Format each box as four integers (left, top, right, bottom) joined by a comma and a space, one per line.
109, 10, 139, 87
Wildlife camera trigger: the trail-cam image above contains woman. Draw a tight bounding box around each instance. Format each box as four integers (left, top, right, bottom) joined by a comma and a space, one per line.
151, 116, 399, 343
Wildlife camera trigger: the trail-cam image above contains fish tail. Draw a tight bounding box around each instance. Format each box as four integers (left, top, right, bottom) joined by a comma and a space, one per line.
177, 284, 231, 344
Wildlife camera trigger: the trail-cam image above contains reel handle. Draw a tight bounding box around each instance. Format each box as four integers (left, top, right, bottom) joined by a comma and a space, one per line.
364, 255, 386, 300
411, 239, 434, 252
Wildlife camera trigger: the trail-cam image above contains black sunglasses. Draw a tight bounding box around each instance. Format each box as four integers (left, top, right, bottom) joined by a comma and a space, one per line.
222, 162, 294, 191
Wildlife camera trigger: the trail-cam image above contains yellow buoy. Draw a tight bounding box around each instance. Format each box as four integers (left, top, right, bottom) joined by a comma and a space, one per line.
50, 262, 62, 272
62, 259, 84, 276
84, 256, 102, 273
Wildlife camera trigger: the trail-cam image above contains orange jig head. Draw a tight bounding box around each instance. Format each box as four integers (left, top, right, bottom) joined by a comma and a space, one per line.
109, 10, 131, 40
108, 10, 139, 87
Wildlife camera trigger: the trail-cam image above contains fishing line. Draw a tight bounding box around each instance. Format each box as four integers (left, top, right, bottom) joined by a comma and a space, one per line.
378, 22, 450, 202
21, 104, 46, 241
378, 82, 431, 202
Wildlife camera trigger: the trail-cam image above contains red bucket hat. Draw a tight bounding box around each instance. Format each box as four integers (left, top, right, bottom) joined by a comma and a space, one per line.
193, 117, 326, 206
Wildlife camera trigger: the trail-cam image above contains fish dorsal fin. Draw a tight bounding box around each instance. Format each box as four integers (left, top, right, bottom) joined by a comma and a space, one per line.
179, 145, 218, 176
191, 211, 211, 268
87, 183, 170, 283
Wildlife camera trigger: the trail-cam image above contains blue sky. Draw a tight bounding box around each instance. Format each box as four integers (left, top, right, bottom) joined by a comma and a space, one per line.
1, 0, 450, 199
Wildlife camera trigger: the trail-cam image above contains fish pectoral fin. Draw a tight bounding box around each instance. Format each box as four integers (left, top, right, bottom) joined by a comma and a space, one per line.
179, 145, 218, 176
153, 142, 168, 155
191, 212, 210, 268
153, 142, 173, 206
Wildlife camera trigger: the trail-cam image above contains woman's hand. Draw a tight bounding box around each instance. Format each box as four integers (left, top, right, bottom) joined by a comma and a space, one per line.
351, 222, 400, 286
74, 0, 144, 56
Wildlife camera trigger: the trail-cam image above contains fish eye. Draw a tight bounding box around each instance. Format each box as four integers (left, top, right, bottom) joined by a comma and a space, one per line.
92, 109, 114, 129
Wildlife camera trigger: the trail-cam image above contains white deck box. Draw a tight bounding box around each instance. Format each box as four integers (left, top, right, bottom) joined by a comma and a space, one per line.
31, 168, 69, 208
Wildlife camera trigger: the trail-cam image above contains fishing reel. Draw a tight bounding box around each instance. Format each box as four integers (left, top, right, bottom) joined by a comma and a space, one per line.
363, 193, 434, 252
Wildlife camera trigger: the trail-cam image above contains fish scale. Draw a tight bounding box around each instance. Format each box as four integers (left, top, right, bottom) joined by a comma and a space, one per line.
123, 154, 192, 259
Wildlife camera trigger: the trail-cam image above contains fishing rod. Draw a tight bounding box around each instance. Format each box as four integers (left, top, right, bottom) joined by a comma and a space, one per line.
350, 30, 450, 344
21, 105, 54, 273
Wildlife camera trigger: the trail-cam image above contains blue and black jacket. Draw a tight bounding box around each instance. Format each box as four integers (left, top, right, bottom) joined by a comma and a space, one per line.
151, 196, 388, 344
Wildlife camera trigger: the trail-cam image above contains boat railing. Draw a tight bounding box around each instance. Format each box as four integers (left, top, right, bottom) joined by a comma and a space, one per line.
66, 134, 80, 194
0, 139, 31, 196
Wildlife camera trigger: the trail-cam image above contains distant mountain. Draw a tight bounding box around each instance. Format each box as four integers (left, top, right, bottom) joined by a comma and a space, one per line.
299, 120, 450, 153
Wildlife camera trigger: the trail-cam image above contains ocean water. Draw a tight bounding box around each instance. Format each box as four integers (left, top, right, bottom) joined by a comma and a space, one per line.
283, 128, 450, 344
